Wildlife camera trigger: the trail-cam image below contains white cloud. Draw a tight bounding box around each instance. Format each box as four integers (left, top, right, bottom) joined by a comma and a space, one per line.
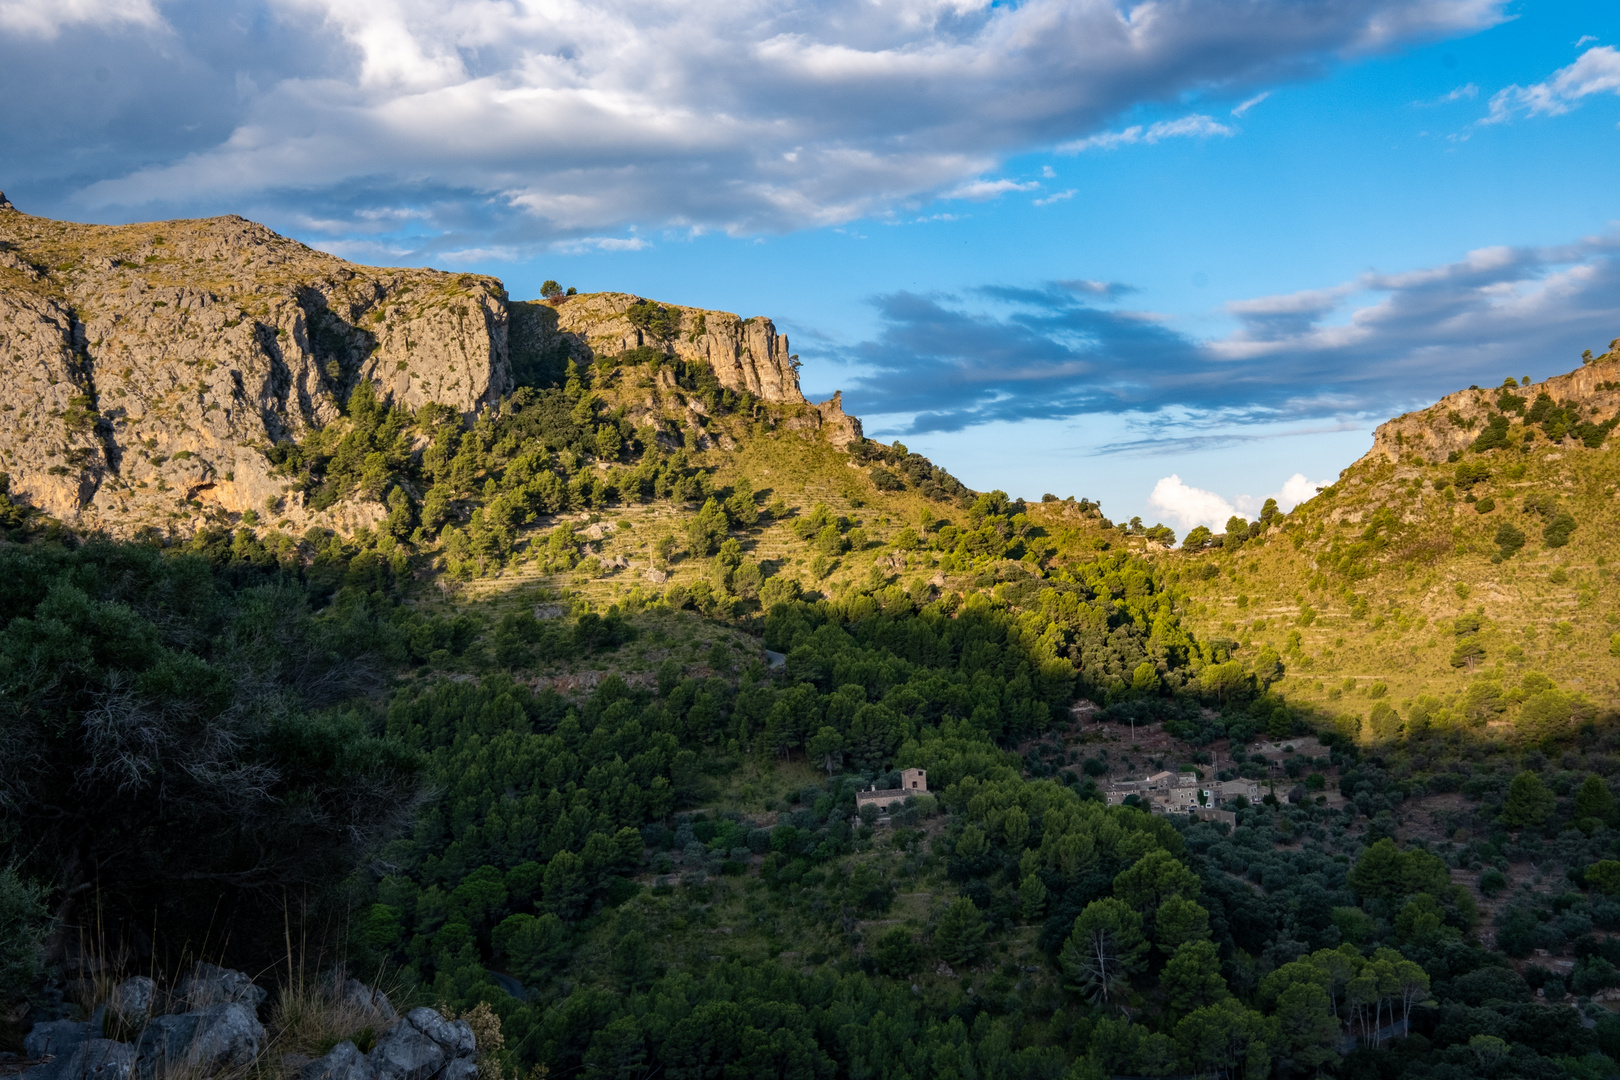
0, 0, 1504, 252
1150, 470, 1328, 534
1231, 91, 1271, 117
1418, 82, 1477, 104
0, 0, 158, 37
946, 178, 1039, 201
549, 236, 651, 254
1149, 475, 1239, 531
1576, 35, 1598, 47
1234, 473, 1332, 515
1033, 188, 1076, 206
1210, 235, 1620, 379
1057, 114, 1236, 153
1484, 45, 1620, 122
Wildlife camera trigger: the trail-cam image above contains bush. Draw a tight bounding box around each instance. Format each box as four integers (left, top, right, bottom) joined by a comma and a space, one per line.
0, 867, 48, 1002
1543, 512, 1577, 548
934, 897, 987, 966
874, 927, 920, 976
1495, 521, 1526, 558
1479, 868, 1507, 896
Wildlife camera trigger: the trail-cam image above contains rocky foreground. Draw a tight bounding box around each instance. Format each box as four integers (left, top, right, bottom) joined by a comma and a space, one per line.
13, 964, 477, 1080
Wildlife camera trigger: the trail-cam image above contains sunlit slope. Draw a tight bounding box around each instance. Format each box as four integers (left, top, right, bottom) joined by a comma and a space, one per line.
1172, 355, 1620, 742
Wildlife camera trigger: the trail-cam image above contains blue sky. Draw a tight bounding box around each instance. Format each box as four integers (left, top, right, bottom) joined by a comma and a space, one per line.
3, 0, 1618, 531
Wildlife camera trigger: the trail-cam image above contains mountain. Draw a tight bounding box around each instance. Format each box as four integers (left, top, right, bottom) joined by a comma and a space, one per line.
7, 201, 1620, 1080
1176, 352, 1620, 744
0, 192, 853, 538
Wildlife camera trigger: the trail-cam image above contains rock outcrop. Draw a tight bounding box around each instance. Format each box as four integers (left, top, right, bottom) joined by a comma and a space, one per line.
301, 1007, 476, 1080
1361, 352, 1620, 467
511, 292, 805, 403
21, 966, 266, 1080
0, 195, 859, 540
0, 194, 509, 537
16, 966, 463, 1080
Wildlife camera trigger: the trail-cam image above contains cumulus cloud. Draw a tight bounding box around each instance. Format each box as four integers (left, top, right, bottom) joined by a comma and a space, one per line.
824, 231, 1620, 432
0, 0, 158, 37
1150, 471, 1330, 532
1234, 473, 1332, 515
0, 0, 1506, 254
1057, 114, 1235, 153
1033, 188, 1077, 206
1484, 45, 1620, 123
1149, 475, 1238, 531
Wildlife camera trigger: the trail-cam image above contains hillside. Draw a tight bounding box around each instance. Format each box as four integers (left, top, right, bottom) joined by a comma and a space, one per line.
1174, 357, 1620, 745
6, 201, 1620, 1080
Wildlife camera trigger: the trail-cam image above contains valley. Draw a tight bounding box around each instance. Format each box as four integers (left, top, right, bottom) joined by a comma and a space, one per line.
3, 197, 1620, 1080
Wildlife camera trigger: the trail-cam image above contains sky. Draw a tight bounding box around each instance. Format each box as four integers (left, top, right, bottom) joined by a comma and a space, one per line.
3, 0, 1619, 531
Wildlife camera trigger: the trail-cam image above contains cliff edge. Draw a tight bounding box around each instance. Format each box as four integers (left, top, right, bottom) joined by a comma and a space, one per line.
0, 198, 830, 537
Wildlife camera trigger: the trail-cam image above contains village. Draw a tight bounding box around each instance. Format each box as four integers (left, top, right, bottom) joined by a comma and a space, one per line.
1095, 735, 1339, 827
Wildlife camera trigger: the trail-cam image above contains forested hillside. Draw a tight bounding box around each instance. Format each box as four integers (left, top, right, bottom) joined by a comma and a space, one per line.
3, 206, 1620, 1080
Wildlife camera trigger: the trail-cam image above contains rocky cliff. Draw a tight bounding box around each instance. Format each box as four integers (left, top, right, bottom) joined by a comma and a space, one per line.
0, 193, 511, 535
1360, 347, 1620, 467
510, 291, 805, 403
0, 197, 851, 538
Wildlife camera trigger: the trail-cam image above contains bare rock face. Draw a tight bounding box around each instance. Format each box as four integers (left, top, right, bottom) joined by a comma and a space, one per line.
0, 194, 841, 541
0, 197, 509, 537
1362, 357, 1620, 467
512, 292, 805, 403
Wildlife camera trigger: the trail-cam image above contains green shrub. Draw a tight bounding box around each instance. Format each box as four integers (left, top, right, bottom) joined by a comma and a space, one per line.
0, 867, 48, 1002
1543, 511, 1576, 548
1494, 521, 1526, 559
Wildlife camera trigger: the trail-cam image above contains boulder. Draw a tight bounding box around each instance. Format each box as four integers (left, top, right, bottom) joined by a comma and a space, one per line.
299, 1041, 374, 1080
22, 1038, 136, 1080
21, 1020, 95, 1080
337, 978, 397, 1023
133, 1002, 263, 1078
176, 964, 267, 1010
56, 1040, 136, 1080
24, 1019, 94, 1062
368, 1009, 476, 1080
107, 977, 157, 1022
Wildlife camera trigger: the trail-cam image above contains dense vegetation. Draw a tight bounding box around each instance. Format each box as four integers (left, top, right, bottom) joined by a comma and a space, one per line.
3, 348, 1620, 1080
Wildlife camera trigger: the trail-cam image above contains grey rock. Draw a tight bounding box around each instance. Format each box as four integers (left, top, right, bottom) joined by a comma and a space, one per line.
24, 1039, 135, 1080
176, 964, 266, 1010
107, 977, 157, 1021
299, 1041, 374, 1080
368, 1009, 475, 1080
0, 207, 511, 538
134, 1002, 263, 1078
337, 979, 397, 1023
57, 1040, 135, 1080
24, 1019, 94, 1063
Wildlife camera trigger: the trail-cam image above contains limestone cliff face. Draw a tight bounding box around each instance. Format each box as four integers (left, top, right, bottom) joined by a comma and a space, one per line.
0, 195, 509, 536
0, 197, 861, 538
512, 292, 806, 403
1361, 356, 1620, 468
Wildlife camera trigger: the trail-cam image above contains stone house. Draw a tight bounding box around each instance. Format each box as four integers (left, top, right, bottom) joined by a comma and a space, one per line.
855, 769, 927, 812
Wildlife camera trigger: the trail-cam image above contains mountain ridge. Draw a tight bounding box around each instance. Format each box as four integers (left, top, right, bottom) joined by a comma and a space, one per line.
0, 197, 852, 538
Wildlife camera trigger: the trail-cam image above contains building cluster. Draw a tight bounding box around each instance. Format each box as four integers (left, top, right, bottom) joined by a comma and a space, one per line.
1101, 769, 1262, 827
